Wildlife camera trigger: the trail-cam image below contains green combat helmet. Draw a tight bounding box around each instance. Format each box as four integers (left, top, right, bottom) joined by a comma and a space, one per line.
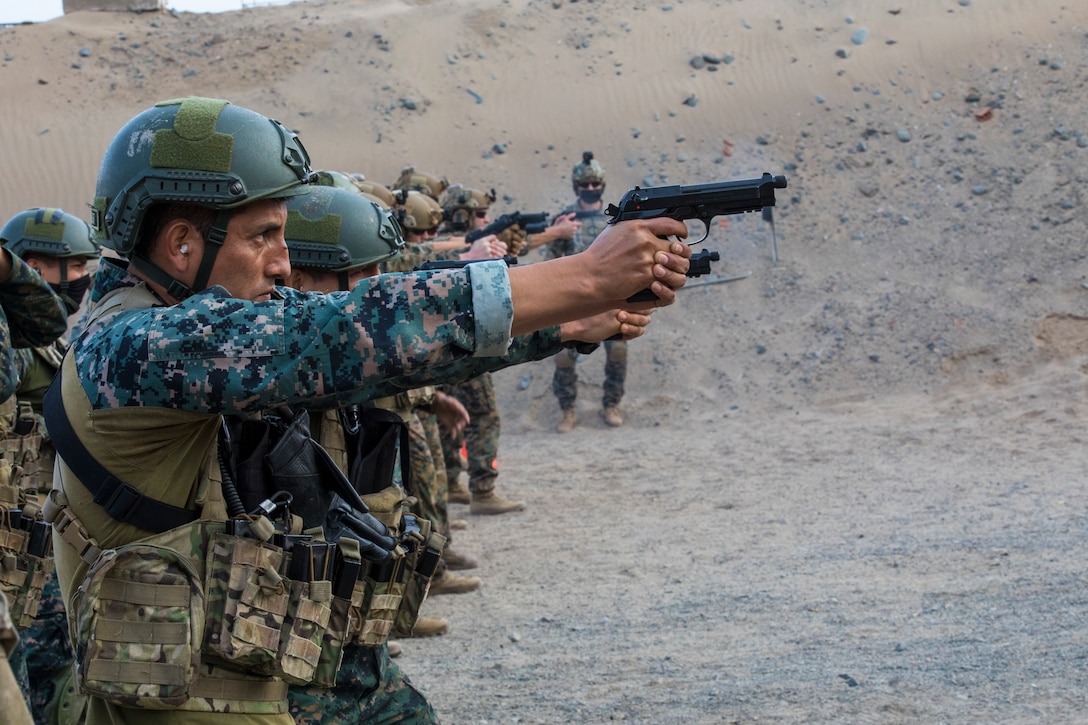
316, 170, 396, 210
393, 190, 444, 234
439, 184, 496, 233
285, 186, 403, 290
571, 151, 606, 204
1, 207, 101, 314
91, 96, 316, 298
314, 169, 360, 192
391, 165, 449, 201
348, 174, 397, 210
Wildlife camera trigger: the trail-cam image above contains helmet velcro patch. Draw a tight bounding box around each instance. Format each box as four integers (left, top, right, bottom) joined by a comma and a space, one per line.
151, 98, 234, 173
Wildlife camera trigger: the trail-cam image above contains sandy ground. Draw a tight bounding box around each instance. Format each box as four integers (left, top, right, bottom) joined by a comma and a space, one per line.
3, 0, 1088, 722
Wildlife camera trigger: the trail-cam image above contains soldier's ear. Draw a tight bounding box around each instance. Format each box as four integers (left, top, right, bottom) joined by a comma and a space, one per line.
157, 219, 202, 274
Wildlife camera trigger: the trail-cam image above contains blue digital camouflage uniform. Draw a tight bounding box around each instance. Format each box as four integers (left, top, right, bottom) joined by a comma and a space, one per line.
540, 206, 627, 410
288, 643, 436, 724
20, 575, 75, 724
53, 257, 564, 724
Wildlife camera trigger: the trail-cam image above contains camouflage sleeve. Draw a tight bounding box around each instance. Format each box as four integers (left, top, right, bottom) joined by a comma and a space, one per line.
9, 348, 34, 390
467, 262, 513, 356
0, 251, 67, 348
409, 325, 562, 388
0, 320, 42, 401
0, 342, 15, 402
73, 262, 517, 413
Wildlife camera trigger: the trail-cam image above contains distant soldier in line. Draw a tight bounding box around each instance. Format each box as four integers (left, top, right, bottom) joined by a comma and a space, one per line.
437, 184, 527, 516
281, 185, 439, 723
542, 152, 629, 432
0, 209, 72, 721
380, 189, 487, 599
1, 207, 100, 725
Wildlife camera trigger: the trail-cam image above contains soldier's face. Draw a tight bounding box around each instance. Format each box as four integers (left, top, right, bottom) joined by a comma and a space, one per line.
25, 255, 93, 285
473, 209, 490, 231
292, 263, 379, 294
206, 199, 291, 302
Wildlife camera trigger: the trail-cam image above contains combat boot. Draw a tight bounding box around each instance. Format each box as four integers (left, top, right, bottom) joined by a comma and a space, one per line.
428, 569, 481, 596
443, 547, 479, 571
470, 490, 526, 515
602, 406, 623, 427
407, 617, 450, 637
447, 473, 471, 505
556, 408, 577, 434
387, 641, 403, 657
449, 518, 469, 531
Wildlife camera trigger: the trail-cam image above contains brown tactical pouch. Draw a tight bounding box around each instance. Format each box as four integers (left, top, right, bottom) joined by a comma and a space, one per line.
392, 527, 446, 638
0, 401, 45, 499
0, 506, 53, 628
0, 533, 49, 629
310, 537, 362, 687
202, 530, 334, 686
71, 540, 204, 709
354, 546, 407, 646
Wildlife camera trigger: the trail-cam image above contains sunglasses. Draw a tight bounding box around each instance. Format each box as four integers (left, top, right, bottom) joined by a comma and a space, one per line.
474, 210, 489, 219
577, 182, 602, 189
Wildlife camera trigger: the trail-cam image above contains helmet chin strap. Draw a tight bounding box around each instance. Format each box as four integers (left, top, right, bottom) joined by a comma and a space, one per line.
131, 209, 233, 301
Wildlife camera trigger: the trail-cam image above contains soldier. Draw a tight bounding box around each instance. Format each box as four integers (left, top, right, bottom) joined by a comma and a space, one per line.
0, 213, 71, 721
542, 151, 629, 432
281, 185, 438, 723
0, 231, 69, 403
437, 185, 526, 516
391, 166, 449, 201
382, 188, 488, 599
1, 207, 101, 725
44, 97, 690, 724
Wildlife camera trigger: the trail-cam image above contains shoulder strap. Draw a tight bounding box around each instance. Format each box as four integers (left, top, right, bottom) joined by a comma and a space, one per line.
42, 361, 198, 534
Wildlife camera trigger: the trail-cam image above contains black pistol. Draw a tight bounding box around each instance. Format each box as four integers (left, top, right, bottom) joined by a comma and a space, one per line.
605, 172, 787, 303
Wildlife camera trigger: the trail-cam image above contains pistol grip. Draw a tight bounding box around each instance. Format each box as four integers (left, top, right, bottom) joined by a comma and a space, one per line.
626, 288, 658, 304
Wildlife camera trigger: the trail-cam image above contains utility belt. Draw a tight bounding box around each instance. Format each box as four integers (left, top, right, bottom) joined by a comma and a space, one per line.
42, 361, 432, 709
53, 494, 443, 711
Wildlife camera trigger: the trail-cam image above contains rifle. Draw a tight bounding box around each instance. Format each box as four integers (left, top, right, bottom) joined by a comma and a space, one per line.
464, 212, 549, 244
605, 172, 787, 302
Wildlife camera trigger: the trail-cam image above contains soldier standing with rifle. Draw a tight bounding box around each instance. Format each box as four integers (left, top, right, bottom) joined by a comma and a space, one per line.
542, 152, 629, 432
437, 185, 528, 516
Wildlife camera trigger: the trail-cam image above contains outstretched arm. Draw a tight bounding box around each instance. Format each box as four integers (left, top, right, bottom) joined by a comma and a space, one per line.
508, 217, 690, 337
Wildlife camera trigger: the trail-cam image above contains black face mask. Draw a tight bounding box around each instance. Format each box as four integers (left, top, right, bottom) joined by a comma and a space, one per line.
51, 274, 92, 316
577, 188, 604, 205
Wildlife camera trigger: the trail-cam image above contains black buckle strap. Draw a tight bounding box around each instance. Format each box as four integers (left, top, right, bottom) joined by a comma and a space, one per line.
43, 370, 198, 534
